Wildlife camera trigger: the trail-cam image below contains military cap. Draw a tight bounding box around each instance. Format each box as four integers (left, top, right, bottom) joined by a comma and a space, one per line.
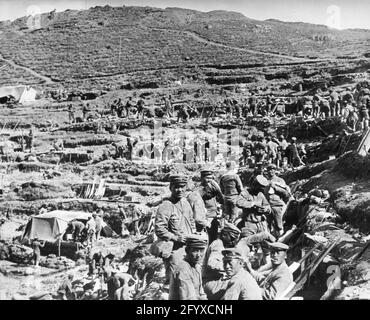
170, 174, 188, 185
268, 242, 289, 252
254, 175, 269, 187
222, 248, 244, 261
200, 169, 213, 178
267, 163, 277, 170
185, 234, 208, 249
221, 222, 241, 237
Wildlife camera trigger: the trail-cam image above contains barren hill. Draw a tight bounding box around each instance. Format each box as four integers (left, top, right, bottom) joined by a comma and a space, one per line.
0, 5, 369, 91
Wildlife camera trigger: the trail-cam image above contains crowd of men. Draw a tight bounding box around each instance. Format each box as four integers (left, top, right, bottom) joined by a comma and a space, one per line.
152, 160, 295, 300
241, 134, 306, 169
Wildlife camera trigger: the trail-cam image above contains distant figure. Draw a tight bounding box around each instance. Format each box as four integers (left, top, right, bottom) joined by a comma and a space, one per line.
68, 104, 75, 124
32, 238, 45, 267
27, 129, 34, 152
86, 216, 96, 247
38, 204, 48, 216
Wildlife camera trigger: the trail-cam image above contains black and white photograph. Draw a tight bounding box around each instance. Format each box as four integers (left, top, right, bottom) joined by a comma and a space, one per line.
0, 0, 370, 303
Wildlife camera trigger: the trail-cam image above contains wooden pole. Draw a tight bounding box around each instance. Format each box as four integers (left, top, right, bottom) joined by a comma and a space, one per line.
58, 238, 61, 257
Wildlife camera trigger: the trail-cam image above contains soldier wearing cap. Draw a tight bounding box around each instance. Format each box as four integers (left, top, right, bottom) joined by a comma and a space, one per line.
285, 137, 304, 167
155, 174, 196, 284
220, 161, 243, 223
236, 175, 272, 265
265, 164, 292, 237
219, 248, 262, 300
202, 222, 241, 299
250, 242, 293, 300
236, 175, 271, 234
187, 169, 224, 238
169, 235, 208, 300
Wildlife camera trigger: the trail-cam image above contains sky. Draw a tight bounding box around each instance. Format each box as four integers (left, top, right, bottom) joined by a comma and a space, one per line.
0, 0, 369, 30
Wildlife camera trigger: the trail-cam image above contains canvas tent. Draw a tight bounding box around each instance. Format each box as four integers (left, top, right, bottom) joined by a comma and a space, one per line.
22, 210, 114, 243
0, 85, 37, 104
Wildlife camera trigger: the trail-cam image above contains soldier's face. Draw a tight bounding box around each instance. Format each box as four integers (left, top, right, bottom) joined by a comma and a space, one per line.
170, 183, 186, 199
271, 250, 286, 267
188, 247, 205, 265
267, 168, 275, 178
223, 258, 242, 277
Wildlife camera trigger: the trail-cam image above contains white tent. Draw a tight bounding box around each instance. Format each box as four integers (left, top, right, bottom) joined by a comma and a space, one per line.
22, 210, 114, 243
0, 85, 37, 104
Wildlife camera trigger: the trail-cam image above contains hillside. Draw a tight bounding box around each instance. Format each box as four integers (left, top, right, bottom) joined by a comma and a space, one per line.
0, 5, 369, 91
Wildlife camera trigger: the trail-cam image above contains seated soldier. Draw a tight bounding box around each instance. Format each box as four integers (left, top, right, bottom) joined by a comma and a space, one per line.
220, 248, 262, 300
249, 242, 293, 300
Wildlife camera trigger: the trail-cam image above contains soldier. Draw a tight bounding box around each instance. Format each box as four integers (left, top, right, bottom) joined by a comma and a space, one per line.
236, 175, 271, 236
32, 238, 45, 267
82, 103, 89, 121
68, 104, 75, 124
265, 164, 292, 237
220, 161, 243, 223
94, 212, 103, 241
285, 137, 305, 167
177, 104, 190, 123
69, 219, 85, 242
136, 98, 145, 120
27, 129, 34, 152
220, 248, 262, 300
125, 97, 134, 117
164, 95, 174, 118
202, 222, 241, 299
249, 92, 258, 116
187, 169, 223, 238
329, 89, 340, 117
153, 175, 196, 284
86, 215, 96, 247
249, 242, 293, 300
319, 98, 331, 119
169, 234, 208, 300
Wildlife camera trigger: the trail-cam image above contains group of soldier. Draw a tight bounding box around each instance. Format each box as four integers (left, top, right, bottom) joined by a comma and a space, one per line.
67, 212, 103, 247
153, 160, 294, 300
241, 134, 306, 169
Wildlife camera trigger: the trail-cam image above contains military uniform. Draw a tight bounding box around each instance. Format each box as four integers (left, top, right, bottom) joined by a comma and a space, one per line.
220, 171, 243, 222
252, 242, 293, 300
236, 182, 271, 237
266, 165, 291, 233
155, 175, 196, 283
220, 248, 262, 300
169, 236, 208, 300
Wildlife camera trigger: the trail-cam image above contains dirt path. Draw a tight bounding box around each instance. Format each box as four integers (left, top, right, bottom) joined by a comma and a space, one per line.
0, 54, 54, 84
145, 26, 323, 63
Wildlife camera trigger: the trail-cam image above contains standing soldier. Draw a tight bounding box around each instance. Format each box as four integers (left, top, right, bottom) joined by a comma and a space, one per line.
136, 98, 145, 120
153, 175, 196, 285
31, 238, 45, 267
68, 104, 75, 124
86, 215, 96, 247
169, 234, 208, 300
249, 92, 258, 116
27, 129, 34, 152
220, 161, 243, 223
164, 95, 174, 118
187, 169, 224, 242
265, 164, 292, 237
94, 212, 103, 241
82, 103, 89, 121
